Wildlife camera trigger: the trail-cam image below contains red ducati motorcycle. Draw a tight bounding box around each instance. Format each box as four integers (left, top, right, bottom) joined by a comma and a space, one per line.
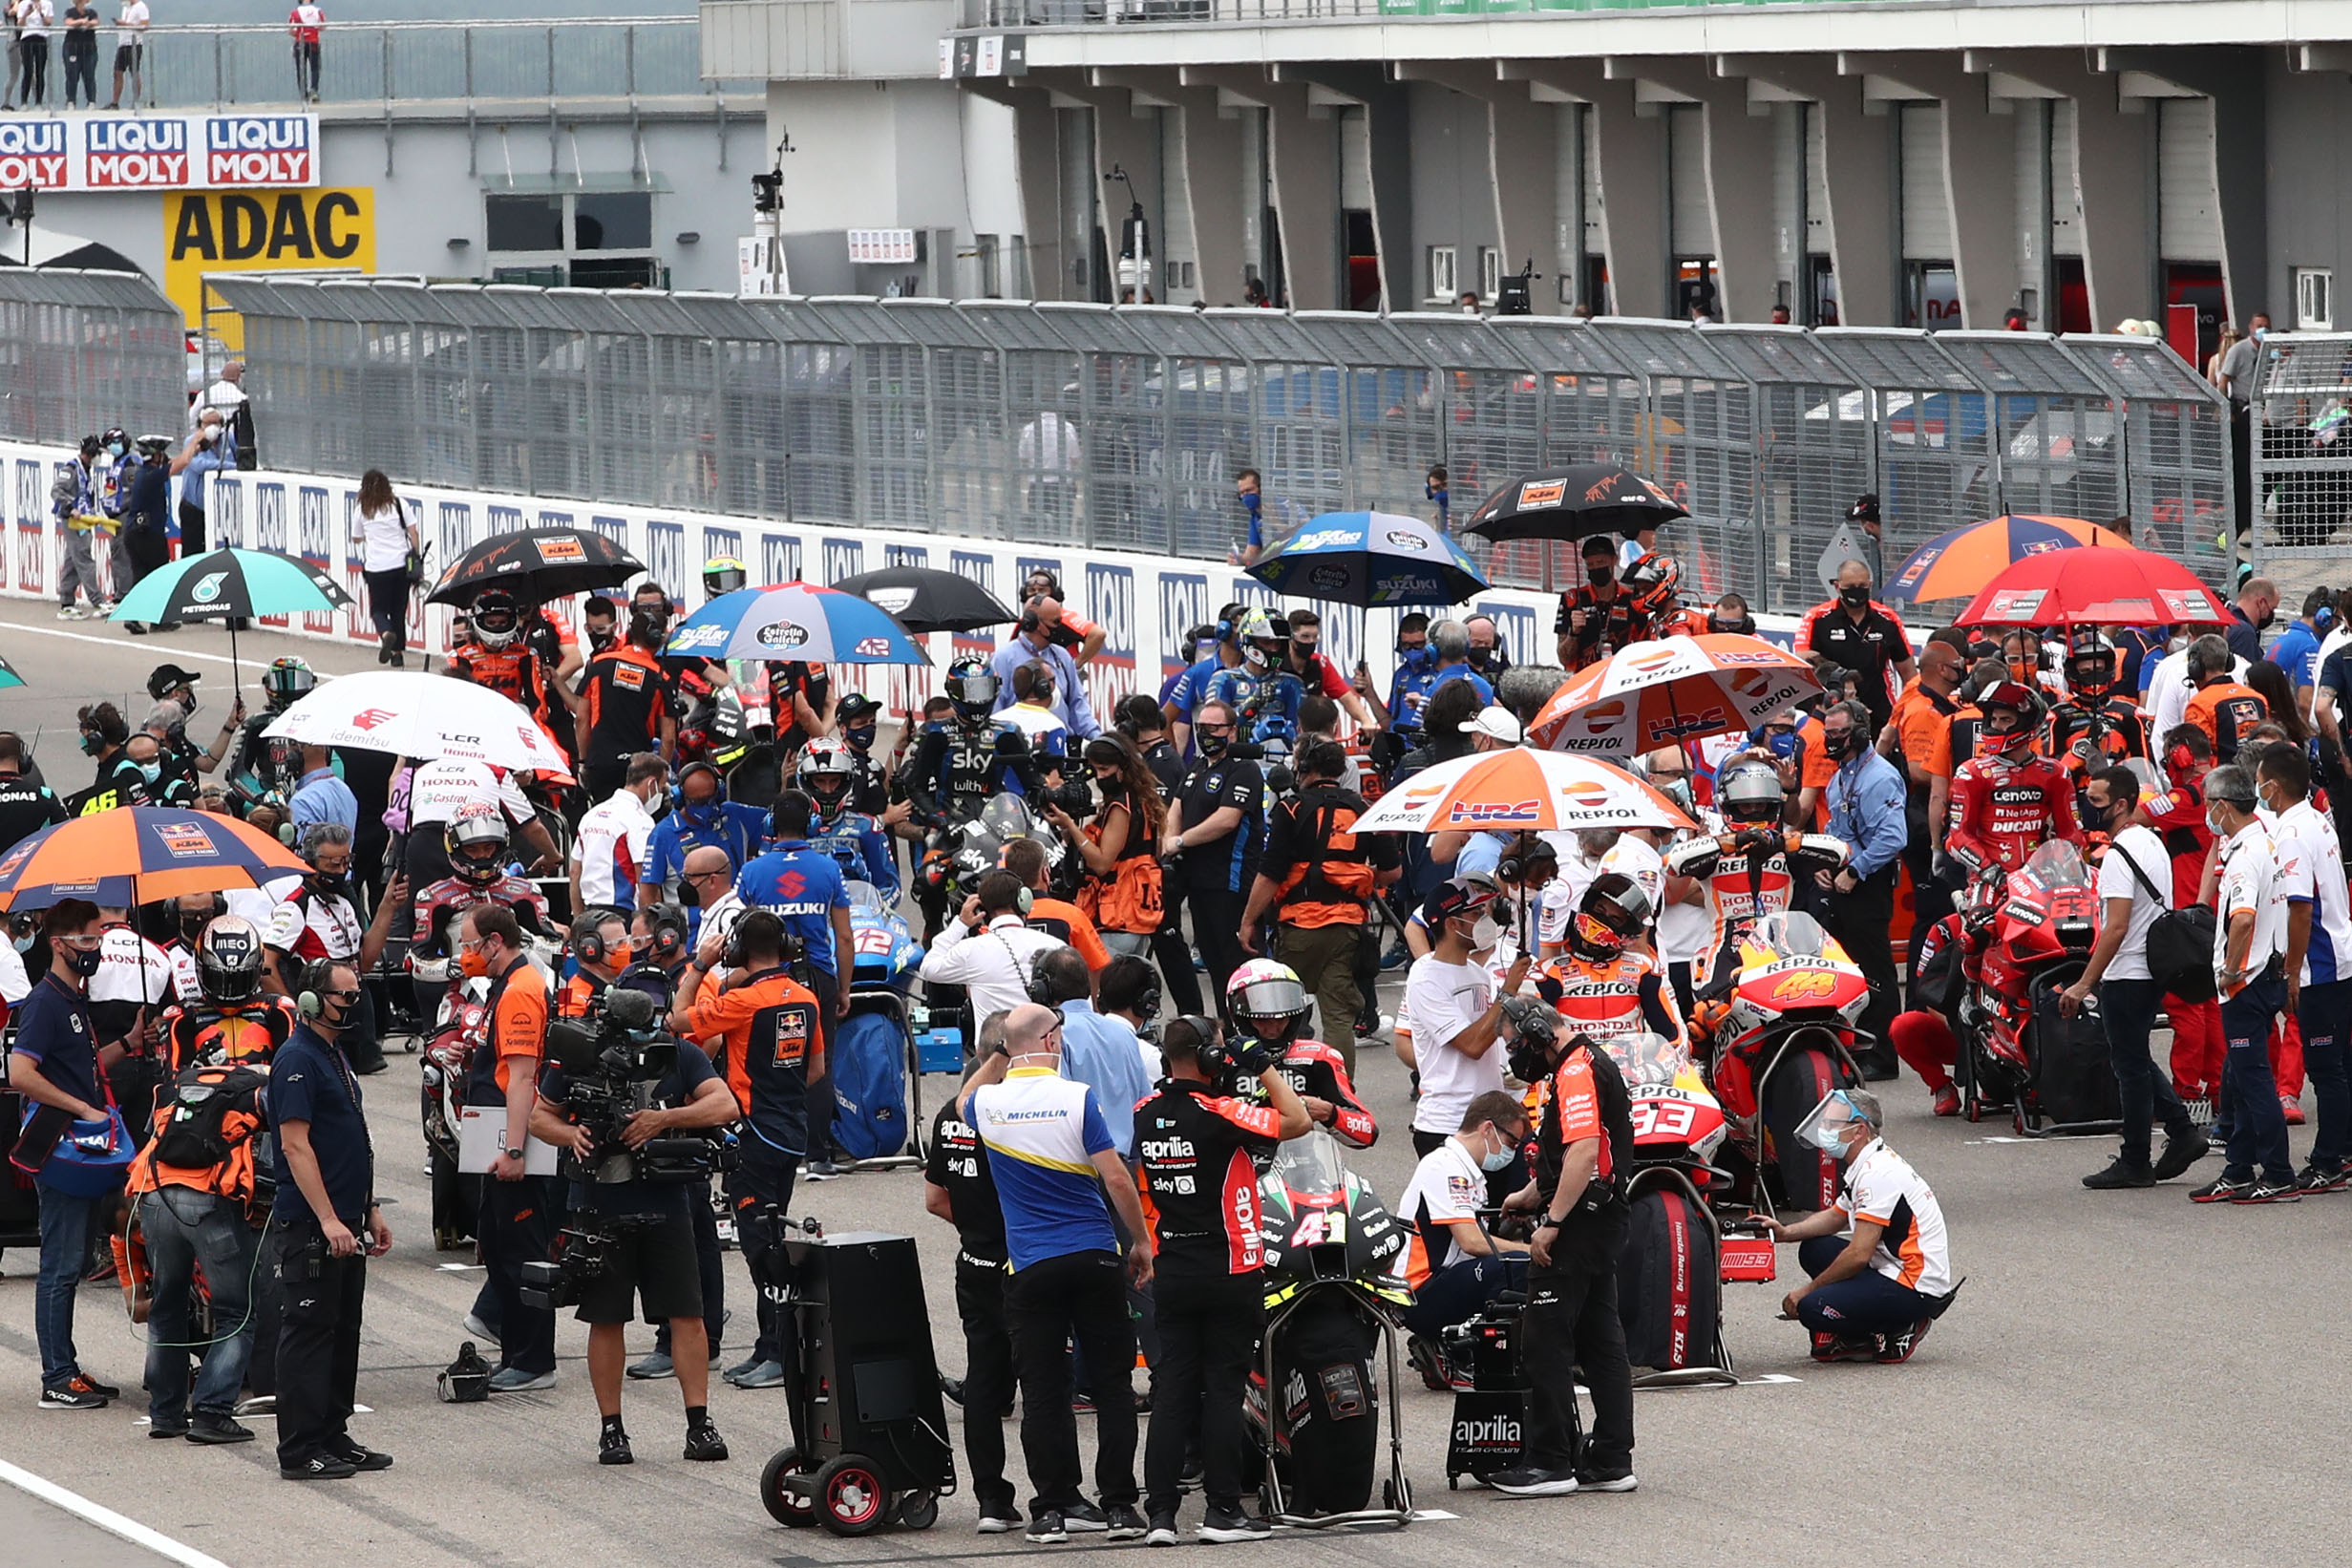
1952, 839, 2119, 1134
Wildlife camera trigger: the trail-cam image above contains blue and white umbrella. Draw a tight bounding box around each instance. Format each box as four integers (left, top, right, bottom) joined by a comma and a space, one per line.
1248, 510, 1488, 607
663, 582, 930, 665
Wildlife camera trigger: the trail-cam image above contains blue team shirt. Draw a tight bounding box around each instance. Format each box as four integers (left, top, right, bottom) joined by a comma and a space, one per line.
806, 809, 899, 896
736, 839, 850, 977
1427, 663, 1495, 708
968, 1066, 1119, 1271
1167, 654, 1230, 721
645, 799, 771, 892
269, 1023, 373, 1224
2269, 621, 2324, 689
10, 973, 104, 1121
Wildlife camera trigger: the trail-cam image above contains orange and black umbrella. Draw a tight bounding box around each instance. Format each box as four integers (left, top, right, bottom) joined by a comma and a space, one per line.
0, 807, 307, 912
1885, 515, 2130, 604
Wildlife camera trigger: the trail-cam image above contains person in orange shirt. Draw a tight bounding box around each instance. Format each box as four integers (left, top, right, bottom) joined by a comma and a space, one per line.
456, 903, 559, 1392
670, 910, 822, 1391
1001, 836, 1111, 971
2181, 633, 2270, 765
556, 907, 637, 1019
1884, 633, 1967, 962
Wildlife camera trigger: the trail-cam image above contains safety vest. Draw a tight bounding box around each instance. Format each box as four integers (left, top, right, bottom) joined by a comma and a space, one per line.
1275, 783, 1377, 926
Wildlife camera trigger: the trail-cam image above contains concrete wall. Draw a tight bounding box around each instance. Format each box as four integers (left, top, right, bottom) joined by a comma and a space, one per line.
2265, 58, 2351, 326
1406, 81, 1499, 306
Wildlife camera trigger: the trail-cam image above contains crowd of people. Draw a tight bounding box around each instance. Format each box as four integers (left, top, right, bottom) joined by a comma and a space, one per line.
0, 512, 2318, 1532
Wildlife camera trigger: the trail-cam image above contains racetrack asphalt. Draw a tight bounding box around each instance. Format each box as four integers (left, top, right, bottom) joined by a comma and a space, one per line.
0, 608, 2343, 1568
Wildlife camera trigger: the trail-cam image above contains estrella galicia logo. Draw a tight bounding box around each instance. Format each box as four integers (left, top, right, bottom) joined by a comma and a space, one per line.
1308, 563, 1352, 593
1384, 530, 1430, 552
755, 621, 810, 650
189, 571, 228, 604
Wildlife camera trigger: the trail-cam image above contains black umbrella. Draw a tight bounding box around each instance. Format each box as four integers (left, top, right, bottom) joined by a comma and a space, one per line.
427, 526, 646, 606
828, 565, 1018, 636
1463, 463, 1691, 544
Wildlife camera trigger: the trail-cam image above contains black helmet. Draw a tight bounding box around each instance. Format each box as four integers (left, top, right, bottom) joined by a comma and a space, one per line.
1622, 553, 1683, 619
1717, 757, 1786, 827
196, 915, 265, 1006
2066, 627, 2117, 699
471, 588, 523, 650
262, 657, 316, 710
1569, 872, 1651, 961
444, 802, 511, 887
946, 656, 999, 723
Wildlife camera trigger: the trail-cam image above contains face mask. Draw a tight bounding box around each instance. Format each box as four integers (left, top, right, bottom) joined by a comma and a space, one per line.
138, 761, 161, 786
1760, 728, 1798, 760
1468, 646, 1494, 672
11, 930, 33, 955
845, 724, 876, 753
1095, 775, 1124, 797
108, 442, 125, 458
1240, 491, 1261, 517
179, 913, 209, 944
1197, 731, 1229, 760
1810, 1121, 1853, 1155
2257, 608, 2278, 632
177, 691, 198, 719
604, 940, 635, 969
1822, 730, 1856, 761
1479, 1134, 1517, 1175
2253, 327, 2267, 342
588, 625, 616, 653
457, 943, 491, 980
1655, 776, 1695, 812
1398, 645, 1432, 670
308, 869, 348, 900
1292, 640, 1319, 664
1838, 583, 1871, 607
66, 944, 104, 978
317, 992, 355, 1028
1586, 564, 1614, 587
2208, 807, 2232, 837
79, 731, 105, 756
1468, 913, 1502, 950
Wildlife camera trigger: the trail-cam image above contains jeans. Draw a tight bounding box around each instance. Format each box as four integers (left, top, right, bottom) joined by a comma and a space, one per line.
2300, 979, 2352, 1170
1004, 1249, 1138, 1515
138, 1189, 259, 1421
61, 38, 94, 103
34, 1185, 112, 1388
1793, 1236, 1939, 1337
17, 37, 45, 103
955, 1255, 1018, 1515
271, 1218, 368, 1467
726, 1139, 799, 1366
1398, 1253, 1527, 1341
477, 1175, 557, 1375
2098, 978, 2195, 1169
1143, 1270, 1261, 1516
2219, 971, 2291, 1181
1520, 1213, 1633, 1475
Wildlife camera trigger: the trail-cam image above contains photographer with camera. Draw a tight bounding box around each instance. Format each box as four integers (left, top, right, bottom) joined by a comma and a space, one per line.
529, 989, 740, 1465
669, 910, 822, 1391
1134, 1014, 1310, 1546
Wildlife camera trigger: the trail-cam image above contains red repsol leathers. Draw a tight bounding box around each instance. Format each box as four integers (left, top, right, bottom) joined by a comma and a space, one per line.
1945, 749, 2083, 877
408, 874, 551, 970
1540, 949, 1686, 1052
1665, 828, 1850, 977
1265, 1037, 1378, 1148
1134, 1081, 1285, 1274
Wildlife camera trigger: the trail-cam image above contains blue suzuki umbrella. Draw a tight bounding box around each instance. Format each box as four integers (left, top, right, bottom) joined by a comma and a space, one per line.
663, 582, 930, 665
1247, 510, 1488, 607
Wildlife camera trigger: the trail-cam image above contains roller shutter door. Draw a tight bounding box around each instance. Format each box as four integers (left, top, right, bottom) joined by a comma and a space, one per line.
1900, 102, 1952, 259
2050, 100, 2082, 257
1669, 104, 1712, 256
2158, 96, 2220, 261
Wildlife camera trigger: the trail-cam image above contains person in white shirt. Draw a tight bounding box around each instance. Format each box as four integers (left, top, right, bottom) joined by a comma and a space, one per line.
2063, 766, 2210, 1188
2196, 764, 2296, 1202
2148, 638, 2251, 783
2257, 743, 2352, 1190
105, 0, 142, 107
1403, 878, 1530, 1155
1395, 1089, 1533, 1347
14, 0, 52, 105
570, 752, 664, 911
919, 869, 1070, 1027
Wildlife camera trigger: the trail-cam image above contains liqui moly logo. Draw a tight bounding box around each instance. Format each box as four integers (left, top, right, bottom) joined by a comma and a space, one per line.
85, 117, 189, 187
204, 116, 317, 186
0, 119, 68, 187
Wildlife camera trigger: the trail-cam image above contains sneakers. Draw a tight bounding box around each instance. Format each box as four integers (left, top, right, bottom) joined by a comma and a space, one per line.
725, 1359, 786, 1389
1810, 1333, 1879, 1364
1575, 1469, 1640, 1494
1025, 1511, 1069, 1544
599, 1428, 634, 1466
2151, 1130, 2210, 1182
1487, 1467, 1579, 1497
1105, 1504, 1147, 1540
683, 1424, 730, 1462
188, 1414, 257, 1446
462, 1313, 501, 1348
977, 1504, 1025, 1535
1197, 1503, 1273, 1540
2297, 1162, 2352, 1194
1876, 1319, 1934, 1364
626, 1351, 675, 1381
1929, 1084, 1960, 1118
39, 1377, 110, 1410
149, 1417, 189, 1438
806, 1159, 842, 1181
280, 1452, 357, 1480
487, 1367, 556, 1392
1061, 1501, 1112, 1533
1146, 1512, 1180, 1547
328, 1437, 392, 1470
2082, 1157, 2155, 1190
55, 604, 87, 621
2281, 1094, 2307, 1126
2190, 1175, 2254, 1203
2234, 1176, 2302, 1204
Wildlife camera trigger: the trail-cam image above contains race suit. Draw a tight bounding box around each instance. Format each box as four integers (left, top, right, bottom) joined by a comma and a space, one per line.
2045, 695, 2148, 816
407, 874, 552, 1026
1945, 749, 2083, 879
1554, 584, 1653, 671
1204, 667, 1304, 752
905, 720, 1046, 830
1664, 828, 1851, 991
447, 645, 562, 733
163, 996, 297, 1070
1263, 1036, 1379, 1149
809, 808, 899, 897
1539, 949, 1685, 1054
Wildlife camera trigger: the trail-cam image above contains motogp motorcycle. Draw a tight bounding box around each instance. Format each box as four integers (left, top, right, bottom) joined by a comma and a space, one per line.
420, 974, 494, 1251
1949, 839, 2116, 1134
1701, 912, 1867, 1213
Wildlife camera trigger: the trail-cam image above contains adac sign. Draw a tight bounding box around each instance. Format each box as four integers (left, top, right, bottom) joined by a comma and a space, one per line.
162, 187, 375, 342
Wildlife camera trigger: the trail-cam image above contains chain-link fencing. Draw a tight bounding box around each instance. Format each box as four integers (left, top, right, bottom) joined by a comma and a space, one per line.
0, 268, 184, 448
2250, 331, 2352, 610
210, 276, 2240, 611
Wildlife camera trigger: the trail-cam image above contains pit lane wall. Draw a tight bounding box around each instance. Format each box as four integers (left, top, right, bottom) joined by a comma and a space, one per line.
1, 438, 1806, 713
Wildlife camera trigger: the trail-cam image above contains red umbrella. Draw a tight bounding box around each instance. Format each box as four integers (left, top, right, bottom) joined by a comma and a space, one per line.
1952, 548, 2231, 629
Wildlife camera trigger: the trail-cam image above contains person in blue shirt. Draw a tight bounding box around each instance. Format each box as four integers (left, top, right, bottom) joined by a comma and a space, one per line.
170, 407, 237, 555
795, 738, 896, 895
1204, 608, 1305, 751
989, 600, 1100, 742
1423, 620, 1495, 710
2267, 587, 2334, 699
735, 789, 857, 1176
1367, 611, 1440, 743
641, 760, 768, 907
1032, 947, 1152, 1161
1813, 699, 1907, 1078
1164, 604, 1247, 758
288, 740, 358, 837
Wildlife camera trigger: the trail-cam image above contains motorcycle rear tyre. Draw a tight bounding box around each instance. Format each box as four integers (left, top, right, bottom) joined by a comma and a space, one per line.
429, 1147, 477, 1252
1619, 1186, 1722, 1373
1760, 1043, 1841, 1212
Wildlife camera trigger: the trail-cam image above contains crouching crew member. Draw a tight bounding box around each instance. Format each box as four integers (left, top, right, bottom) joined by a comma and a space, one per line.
1396, 1091, 1534, 1370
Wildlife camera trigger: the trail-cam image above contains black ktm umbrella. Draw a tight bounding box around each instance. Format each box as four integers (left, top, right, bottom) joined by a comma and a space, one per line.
828, 565, 1017, 635
1464, 463, 1691, 544
428, 526, 645, 606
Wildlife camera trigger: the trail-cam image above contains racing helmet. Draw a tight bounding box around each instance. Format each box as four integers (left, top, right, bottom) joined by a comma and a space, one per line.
1569, 871, 1652, 962
471, 588, 524, 650
196, 915, 265, 1006
445, 801, 512, 888
1225, 958, 1310, 1042
945, 656, 1000, 723
262, 657, 315, 710
2065, 627, 2118, 699
1235, 607, 1286, 675
1978, 680, 2048, 748
797, 736, 856, 816
1717, 756, 1787, 827
100, 425, 129, 456
1622, 553, 1683, 618
703, 555, 748, 600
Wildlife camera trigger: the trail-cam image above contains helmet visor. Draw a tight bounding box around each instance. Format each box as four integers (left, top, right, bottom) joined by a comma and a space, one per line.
1232, 975, 1307, 1022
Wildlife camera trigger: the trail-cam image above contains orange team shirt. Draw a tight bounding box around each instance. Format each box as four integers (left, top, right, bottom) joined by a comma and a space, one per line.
685, 967, 819, 1106
1026, 895, 1112, 971
1546, 1049, 1611, 1183
1794, 714, 1837, 829
2183, 681, 2269, 762
488, 961, 550, 1096
1888, 680, 1955, 782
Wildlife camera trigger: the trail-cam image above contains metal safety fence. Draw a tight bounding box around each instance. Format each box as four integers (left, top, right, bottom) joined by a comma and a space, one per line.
211, 275, 2238, 613
2250, 330, 2352, 606
0, 268, 184, 449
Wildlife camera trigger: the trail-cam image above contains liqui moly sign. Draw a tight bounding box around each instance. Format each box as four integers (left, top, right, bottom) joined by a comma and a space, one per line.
11, 114, 320, 192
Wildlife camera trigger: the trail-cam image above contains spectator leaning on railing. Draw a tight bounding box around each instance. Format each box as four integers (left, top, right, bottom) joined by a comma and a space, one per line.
104, 0, 142, 108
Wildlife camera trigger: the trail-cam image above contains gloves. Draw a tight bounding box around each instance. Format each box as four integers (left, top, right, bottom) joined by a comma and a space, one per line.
1230, 1041, 1275, 1078
994, 728, 1030, 758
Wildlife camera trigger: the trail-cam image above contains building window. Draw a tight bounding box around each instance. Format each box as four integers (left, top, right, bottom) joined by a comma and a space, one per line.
1478, 246, 1501, 301
975, 234, 1001, 299
1427, 244, 1456, 303
2298, 267, 2334, 331
483, 189, 660, 288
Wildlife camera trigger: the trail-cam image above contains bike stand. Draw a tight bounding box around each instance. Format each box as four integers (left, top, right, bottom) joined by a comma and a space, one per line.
1257, 1296, 1415, 1531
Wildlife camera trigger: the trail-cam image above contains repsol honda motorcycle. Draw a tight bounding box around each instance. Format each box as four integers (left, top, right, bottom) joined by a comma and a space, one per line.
1702, 912, 1867, 1213
420, 975, 493, 1251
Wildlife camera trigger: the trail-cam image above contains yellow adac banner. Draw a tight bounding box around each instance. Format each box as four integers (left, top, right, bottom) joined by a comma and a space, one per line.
163, 186, 375, 350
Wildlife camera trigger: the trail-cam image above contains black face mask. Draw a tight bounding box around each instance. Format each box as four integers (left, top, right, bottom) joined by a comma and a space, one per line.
1197, 731, 1229, 759
587, 625, 617, 652
844, 724, 876, 752
1823, 729, 1858, 760
1586, 565, 1615, 588
1468, 646, 1495, 672
317, 993, 355, 1029
1096, 776, 1125, 798
676, 879, 701, 909
1839, 583, 1872, 608
179, 913, 209, 945
308, 870, 349, 900
66, 944, 104, 979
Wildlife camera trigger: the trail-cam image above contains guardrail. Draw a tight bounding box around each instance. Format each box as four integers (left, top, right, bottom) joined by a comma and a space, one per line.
949, 0, 1907, 26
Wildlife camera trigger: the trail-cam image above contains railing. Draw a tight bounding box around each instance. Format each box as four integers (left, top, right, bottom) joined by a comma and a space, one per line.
0, 268, 185, 447
950, 0, 1915, 26
12, 18, 756, 111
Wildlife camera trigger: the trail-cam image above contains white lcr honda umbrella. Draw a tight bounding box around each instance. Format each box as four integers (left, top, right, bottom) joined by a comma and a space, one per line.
265, 671, 574, 778
1352, 748, 1693, 835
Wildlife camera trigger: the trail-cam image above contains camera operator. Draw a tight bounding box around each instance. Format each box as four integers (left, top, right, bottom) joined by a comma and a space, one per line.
924, 1010, 1020, 1533
1487, 997, 1637, 1498
1134, 1015, 1309, 1546
529, 996, 740, 1465
267, 959, 392, 1481
669, 910, 822, 1391
455, 905, 559, 1394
